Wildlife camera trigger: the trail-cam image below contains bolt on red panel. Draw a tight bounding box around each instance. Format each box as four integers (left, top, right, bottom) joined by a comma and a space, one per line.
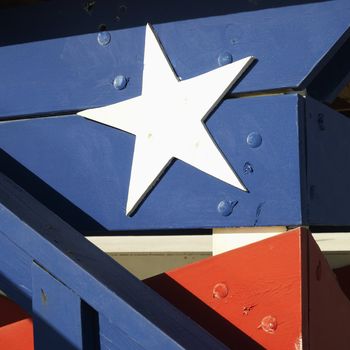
145, 228, 350, 349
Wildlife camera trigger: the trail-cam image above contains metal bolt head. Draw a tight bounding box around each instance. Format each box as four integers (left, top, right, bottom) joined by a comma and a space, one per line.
113, 75, 128, 90
247, 132, 262, 148
259, 315, 278, 334
97, 31, 111, 46
217, 200, 237, 216
213, 283, 229, 299
218, 52, 233, 66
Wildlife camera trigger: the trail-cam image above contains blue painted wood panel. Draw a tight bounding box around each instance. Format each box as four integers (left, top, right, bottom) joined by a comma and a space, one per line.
32, 263, 85, 350
99, 315, 154, 350
0, 174, 227, 349
303, 97, 350, 225
0, 231, 32, 312
0, 94, 303, 231
0, 0, 349, 117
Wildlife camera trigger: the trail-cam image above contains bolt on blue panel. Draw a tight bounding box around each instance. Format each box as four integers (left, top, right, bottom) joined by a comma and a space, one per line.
0, 0, 349, 117
0, 94, 304, 232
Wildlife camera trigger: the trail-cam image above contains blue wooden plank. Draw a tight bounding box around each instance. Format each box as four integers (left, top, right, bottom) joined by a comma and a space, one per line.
0, 0, 349, 117
0, 174, 227, 349
303, 97, 350, 225
99, 315, 145, 350
0, 231, 32, 312
32, 262, 85, 350
0, 94, 303, 230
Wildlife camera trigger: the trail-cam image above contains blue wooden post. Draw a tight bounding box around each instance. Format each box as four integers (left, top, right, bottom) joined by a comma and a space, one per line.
0, 1, 349, 231
0, 231, 32, 312
0, 1, 350, 348
0, 173, 227, 349
32, 262, 87, 350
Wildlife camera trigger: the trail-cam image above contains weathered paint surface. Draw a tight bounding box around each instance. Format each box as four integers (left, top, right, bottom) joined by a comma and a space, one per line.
145, 228, 350, 349
0, 173, 227, 350
0, 94, 303, 231
146, 229, 304, 349
0, 0, 349, 117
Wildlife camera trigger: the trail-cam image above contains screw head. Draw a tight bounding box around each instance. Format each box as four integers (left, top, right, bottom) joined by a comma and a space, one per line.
113, 75, 128, 90
217, 200, 237, 216
247, 132, 262, 148
218, 52, 233, 66
213, 283, 229, 299
97, 31, 111, 46
259, 315, 278, 334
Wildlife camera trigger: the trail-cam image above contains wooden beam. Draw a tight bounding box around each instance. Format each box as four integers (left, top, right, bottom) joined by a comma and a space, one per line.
87, 229, 350, 277
88, 235, 212, 253
0, 173, 226, 349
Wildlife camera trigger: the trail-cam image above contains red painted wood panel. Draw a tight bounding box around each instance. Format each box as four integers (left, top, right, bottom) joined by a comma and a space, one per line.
145, 229, 304, 349
0, 296, 33, 350
145, 228, 350, 349
0, 295, 28, 327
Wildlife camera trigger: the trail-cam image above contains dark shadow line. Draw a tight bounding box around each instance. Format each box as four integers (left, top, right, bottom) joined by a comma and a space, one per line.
0, 149, 106, 234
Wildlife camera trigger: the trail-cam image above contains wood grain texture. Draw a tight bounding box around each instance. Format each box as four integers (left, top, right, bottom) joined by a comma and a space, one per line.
145, 228, 304, 349
78, 26, 254, 215
0, 94, 302, 230
0, 0, 349, 117
1, 94, 350, 230
0, 173, 227, 349
31, 263, 86, 350
0, 231, 33, 311
145, 228, 350, 349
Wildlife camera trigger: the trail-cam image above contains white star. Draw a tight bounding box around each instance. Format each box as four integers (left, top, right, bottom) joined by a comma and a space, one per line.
78, 24, 254, 215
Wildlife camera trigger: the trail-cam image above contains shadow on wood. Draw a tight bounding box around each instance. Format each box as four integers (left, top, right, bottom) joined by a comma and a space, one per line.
145, 228, 350, 349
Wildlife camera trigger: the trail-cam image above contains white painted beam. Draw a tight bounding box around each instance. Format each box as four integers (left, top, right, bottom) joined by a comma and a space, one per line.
87, 230, 350, 278
212, 226, 287, 255
87, 230, 350, 255
87, 235, 212, 253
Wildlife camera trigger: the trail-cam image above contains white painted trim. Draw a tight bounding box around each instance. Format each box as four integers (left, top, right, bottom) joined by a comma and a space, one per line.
88, 231, 350, 254
87, 231, 350, 275
312, 232, 350, 251
213, 229, 350, 255
213, 226, 287, 255
87, 235, 212, 253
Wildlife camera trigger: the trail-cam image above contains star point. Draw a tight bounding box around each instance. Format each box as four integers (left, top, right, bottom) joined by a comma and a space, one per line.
78, 24, 254, 216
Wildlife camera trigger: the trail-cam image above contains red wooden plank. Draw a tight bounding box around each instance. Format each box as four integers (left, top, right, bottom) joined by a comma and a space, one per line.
0, 296, 33, 350
0, 295, 29, 327
0, 319, 34, 350
145, 229, 304, 349
145, 228, 350, 349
